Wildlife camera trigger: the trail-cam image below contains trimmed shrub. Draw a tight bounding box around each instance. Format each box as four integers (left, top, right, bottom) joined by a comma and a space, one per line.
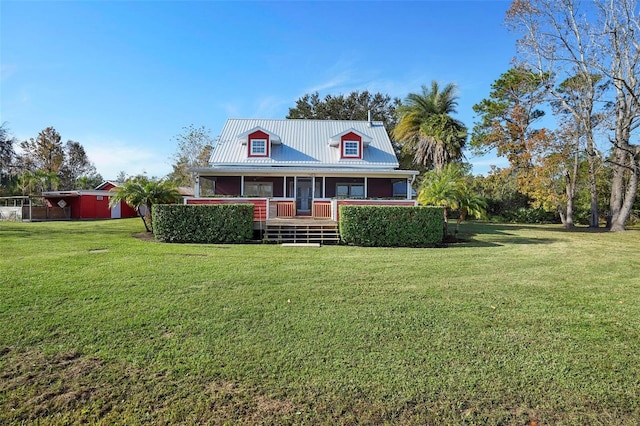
153, 204, 253, 243
339, 205, 444, 247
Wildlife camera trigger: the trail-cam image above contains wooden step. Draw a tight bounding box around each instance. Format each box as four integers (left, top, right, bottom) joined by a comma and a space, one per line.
263, 223, 340, 244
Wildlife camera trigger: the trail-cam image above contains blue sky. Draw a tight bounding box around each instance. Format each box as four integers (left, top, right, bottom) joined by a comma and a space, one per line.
1, 0, 516, 180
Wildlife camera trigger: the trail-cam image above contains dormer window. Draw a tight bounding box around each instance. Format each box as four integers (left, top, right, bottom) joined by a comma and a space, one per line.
250, 139, 267, 156
239, 127, 281, 159
329, 129, 370, 160
343, 140, 360, 158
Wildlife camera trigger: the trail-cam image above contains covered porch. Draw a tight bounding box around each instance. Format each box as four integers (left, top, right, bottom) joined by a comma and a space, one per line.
184, 196, 417, 223
190, 167, 418, 221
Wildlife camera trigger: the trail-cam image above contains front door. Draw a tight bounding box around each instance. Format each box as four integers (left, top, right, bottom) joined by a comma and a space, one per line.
296, 178, 312, 216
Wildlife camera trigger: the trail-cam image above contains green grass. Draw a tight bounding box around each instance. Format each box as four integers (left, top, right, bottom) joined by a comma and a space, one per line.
1, 219, 639, 425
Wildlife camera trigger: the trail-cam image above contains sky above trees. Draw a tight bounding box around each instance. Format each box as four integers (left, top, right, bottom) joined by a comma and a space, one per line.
1, 1, 518, 180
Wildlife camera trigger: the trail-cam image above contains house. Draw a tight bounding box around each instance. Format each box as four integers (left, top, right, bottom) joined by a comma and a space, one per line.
41, 181, 138, 220
187, 118, 419, 239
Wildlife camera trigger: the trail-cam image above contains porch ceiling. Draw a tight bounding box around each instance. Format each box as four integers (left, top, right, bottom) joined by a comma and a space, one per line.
192, 166, 418, 179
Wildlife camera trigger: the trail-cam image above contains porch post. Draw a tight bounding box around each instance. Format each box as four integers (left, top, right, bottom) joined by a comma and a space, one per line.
293, 177, 297, 200
194, 175, 200, 198
322, 176, 326, 198
406, 178, 411, 200
283, 176, 287, 198
364, 176, 368, 198
312, 176, 316, 198
241, 176, 245, 196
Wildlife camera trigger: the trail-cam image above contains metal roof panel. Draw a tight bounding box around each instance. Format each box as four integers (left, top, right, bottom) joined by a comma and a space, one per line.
210, 119, 400, 168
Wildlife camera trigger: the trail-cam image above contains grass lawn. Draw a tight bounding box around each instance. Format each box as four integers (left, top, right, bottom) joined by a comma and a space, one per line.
1, 218, 639, 425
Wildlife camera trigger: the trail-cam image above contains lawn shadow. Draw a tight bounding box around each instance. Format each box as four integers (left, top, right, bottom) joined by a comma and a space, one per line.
451, 222, 562, 248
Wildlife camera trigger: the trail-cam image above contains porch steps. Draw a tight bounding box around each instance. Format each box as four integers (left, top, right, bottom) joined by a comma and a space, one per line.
263, 222, 340, 244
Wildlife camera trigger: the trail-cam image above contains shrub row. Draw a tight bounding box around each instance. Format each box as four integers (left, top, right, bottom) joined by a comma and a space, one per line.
339, 205, 444, 247
153, 204, 253, 243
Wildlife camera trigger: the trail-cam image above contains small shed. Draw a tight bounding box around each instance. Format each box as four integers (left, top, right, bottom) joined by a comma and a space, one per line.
42, 183, 137, 220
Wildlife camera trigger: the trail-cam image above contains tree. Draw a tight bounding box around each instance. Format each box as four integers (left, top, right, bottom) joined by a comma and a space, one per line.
506, 0, 640, 231
115, 170, 127, 183
393, 82, 467, 171
471, 167, 531, 219
18, 170, 59, 195
58, 141, 101, 190
19, 127, 64, 190
109, 177, 181, 232
417, 163, 487, 235
552, 74, 607, 227
168, 125, 215, 188
287, 90, 400, 129
471, 68, 557, 219
0, 123, 17, 195
16, 127, 101, 194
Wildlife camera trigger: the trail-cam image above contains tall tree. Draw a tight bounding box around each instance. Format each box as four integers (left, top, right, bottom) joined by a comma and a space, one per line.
393, 81, 467, 171
168, 125, 215, 188
471, 68, 553, 207
552, 74, 607, 227
287, 90, 400, 129
506, 0, 640, 231
109, 177, 181, 232
59, 140, 101, 190
18, 127, 64, 191
0, 123, 17, 195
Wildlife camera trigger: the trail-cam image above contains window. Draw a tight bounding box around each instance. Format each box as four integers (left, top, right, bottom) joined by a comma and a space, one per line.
342, 140, 360, 158
392, 180, 408, 198
244, 182, 273, 197
250, 139, 267, 156
336, 183, 365, 198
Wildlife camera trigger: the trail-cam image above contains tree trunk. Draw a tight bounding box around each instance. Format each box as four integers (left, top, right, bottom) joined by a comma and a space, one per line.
563, 143, 580, 230
610, 151, 639, 232
609, 147, 626, 229
585, 133, 599, 228
137, 207, 151, 232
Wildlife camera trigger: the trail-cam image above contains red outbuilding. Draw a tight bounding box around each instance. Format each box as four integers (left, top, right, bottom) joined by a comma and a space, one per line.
42, 181, 138, 220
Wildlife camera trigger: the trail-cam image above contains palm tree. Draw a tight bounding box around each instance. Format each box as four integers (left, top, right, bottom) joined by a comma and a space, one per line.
109, 178, 181, 232
393, 81, 467, 170
418, 164, 487, 236
418, 164, 463, 232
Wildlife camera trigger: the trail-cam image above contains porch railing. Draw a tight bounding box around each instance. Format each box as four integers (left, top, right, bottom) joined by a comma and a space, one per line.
276, 200, 296, 217
312, 201, 332, 219
185, 197, 417, 222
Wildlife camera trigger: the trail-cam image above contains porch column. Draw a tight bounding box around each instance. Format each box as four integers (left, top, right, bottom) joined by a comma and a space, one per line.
194, 175, 200, 198
241, 176, 245, 196
283, 176, 287, 198
312, 176, 316, 198
322, 176, 326, 198
364, 177, 368, 198
406, 178, 411, 200
293, 178, 297, 200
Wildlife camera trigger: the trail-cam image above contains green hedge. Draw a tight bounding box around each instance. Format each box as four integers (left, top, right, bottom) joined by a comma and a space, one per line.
153, 204, 254, 243
339, 205, 444, 247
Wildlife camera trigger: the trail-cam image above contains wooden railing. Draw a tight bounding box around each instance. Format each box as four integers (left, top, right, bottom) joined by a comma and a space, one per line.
312, 201, 332, 219
276, 200, 296, 217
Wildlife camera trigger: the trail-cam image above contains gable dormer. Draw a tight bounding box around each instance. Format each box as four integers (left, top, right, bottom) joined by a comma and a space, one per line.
237, 126, 282, 158
328, 129, 372, 160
